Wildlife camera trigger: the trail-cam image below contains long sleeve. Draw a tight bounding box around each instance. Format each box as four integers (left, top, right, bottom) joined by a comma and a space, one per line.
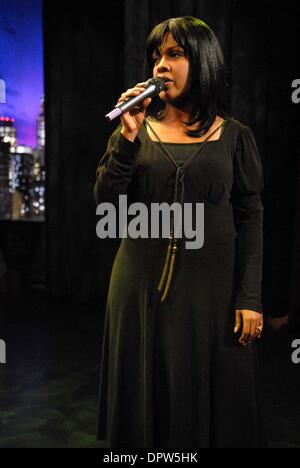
94, 126, 141, 205
231, 126, 264, 313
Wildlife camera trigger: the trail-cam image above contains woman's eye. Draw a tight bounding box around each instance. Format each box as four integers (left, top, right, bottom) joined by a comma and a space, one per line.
169, 51, 183, 58
152, 50, 184, 64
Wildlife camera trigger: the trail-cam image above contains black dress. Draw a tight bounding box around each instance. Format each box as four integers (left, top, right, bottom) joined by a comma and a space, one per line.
94, 117, 267, 448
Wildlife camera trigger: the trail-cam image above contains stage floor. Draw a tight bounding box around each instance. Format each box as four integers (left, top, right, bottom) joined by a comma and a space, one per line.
0, 291, 299, 448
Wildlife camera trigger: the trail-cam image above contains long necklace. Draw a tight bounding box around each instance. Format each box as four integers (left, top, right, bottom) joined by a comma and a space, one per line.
145, 117, 227, 303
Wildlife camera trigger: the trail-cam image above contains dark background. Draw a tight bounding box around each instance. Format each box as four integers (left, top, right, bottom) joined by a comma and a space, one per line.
43, 0, 300, 324
0, 0, 300, 448
1, 0, 299, 317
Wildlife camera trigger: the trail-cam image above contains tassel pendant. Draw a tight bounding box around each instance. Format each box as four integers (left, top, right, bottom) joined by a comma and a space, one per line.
160, 240, 177, 303
157, 237, 173, 293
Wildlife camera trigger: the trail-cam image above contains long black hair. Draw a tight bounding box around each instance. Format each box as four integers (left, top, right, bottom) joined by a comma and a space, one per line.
144, 16, 230, 137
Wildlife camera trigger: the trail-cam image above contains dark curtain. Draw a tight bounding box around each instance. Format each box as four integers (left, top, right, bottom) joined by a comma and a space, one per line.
44, 0, 300, 326
259, 6, 300, 323
43, 0, 124, 305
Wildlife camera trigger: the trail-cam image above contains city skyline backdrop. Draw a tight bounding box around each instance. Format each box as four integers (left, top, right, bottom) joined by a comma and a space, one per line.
0, 0, 43, 148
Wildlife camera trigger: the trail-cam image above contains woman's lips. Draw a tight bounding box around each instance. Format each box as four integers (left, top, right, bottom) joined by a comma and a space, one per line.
158, 77, 174, 87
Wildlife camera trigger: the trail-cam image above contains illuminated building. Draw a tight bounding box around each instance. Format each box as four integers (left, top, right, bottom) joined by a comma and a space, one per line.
0, 117, 17, 153
13, 147, 34, 218
37, 97, 45, 150
0, 106, 46, 219
0, 140, 12, 219
32, 148, 45, 217
33, 97, 45, 217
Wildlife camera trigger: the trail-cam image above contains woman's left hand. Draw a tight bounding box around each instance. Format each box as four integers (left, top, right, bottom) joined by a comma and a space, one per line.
234, 309, 263, 346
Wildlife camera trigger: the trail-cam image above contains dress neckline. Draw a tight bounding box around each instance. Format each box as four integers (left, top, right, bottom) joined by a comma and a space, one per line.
143, 118, 229, 145
141, 117, 229, 302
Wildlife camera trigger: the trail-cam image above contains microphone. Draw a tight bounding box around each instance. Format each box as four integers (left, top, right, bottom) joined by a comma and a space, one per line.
105, 77, 167, 122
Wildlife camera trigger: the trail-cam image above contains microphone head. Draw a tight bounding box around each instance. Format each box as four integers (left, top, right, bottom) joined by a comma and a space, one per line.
146, 77, 167, 94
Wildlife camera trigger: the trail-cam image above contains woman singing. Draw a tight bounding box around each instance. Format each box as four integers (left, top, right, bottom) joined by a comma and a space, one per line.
94, 16, 266, 448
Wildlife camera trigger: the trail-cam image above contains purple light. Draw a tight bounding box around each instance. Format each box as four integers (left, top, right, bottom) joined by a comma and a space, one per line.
0, 116, 15, 122
0, 0, 44, 148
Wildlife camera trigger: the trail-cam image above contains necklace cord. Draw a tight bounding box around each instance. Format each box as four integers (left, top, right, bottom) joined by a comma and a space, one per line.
145, 118, 227, 302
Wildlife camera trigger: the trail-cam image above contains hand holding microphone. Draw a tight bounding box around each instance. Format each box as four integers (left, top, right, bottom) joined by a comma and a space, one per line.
105, 77, 167, 142
118, 81, 151, 141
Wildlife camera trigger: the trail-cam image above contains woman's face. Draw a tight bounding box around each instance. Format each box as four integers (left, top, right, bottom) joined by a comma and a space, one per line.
152, 32, 189, 103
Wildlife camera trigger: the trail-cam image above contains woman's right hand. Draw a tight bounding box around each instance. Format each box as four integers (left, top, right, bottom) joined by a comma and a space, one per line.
118, 82, 152, 142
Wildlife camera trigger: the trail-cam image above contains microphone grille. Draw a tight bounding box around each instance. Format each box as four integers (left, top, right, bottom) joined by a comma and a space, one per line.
146, 77, 167, 93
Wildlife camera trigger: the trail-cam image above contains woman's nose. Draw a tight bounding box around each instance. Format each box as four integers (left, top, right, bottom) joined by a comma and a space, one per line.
156, 57, 170, 72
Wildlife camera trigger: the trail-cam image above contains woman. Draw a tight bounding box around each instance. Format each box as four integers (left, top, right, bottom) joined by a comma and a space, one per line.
94, 16, 266, 448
